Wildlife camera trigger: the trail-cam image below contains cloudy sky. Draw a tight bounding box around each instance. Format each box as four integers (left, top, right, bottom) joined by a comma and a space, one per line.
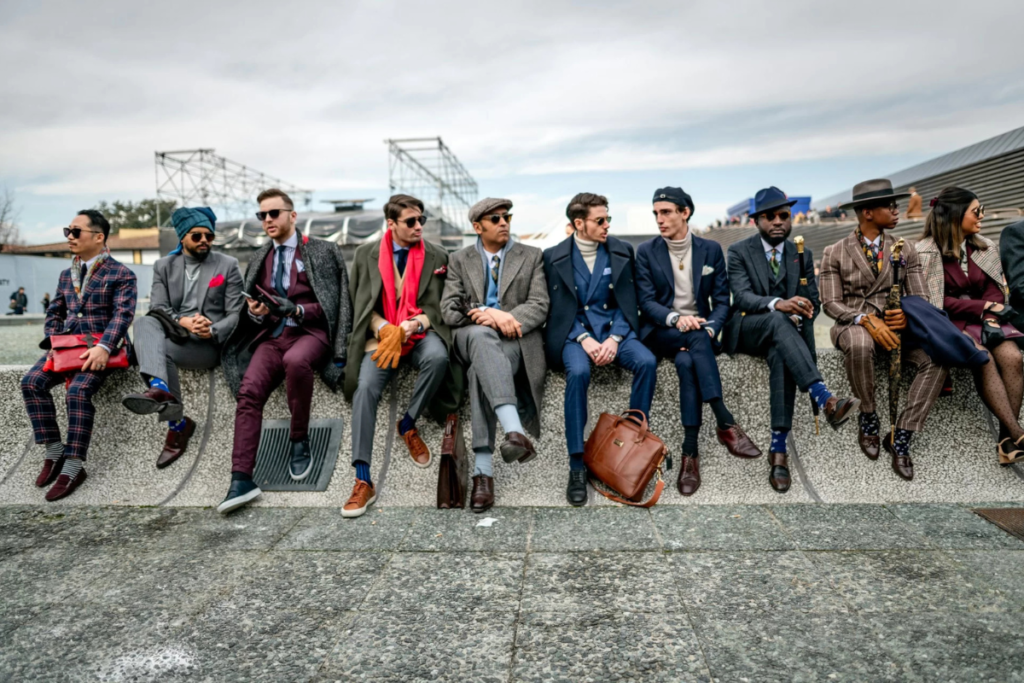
3, 0, 1024, 244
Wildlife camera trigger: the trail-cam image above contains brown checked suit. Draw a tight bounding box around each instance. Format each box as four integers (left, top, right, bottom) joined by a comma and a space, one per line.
819, 231, 947, 431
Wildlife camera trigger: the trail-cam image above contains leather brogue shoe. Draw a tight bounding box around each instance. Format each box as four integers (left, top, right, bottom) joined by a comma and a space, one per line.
499, 431, 537, 464
157, 417, 196, 469
398, 423, 432, 468
122, 387, 180, 416
289, 438, 313, 481
677, 455, 701, 496
566, 470, 588, 506
768, 451, 790, 493
36, 457, 65, 488
716, 424, 763, 459
823, 396, 860, 429
470, 475, 495, 513
45, 468, 87, 502
858, 431, 880, 460
882, 433, 914, 481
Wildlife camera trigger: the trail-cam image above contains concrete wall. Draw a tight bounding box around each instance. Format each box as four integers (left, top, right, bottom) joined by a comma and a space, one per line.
0, 254, 153, 314
1, 351, 1023, 508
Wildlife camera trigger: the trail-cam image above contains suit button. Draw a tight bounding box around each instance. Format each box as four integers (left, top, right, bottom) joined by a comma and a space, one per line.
609, 284, 614, 289
77, 313, 83, 318
603, 304, 608, 309
584, 305, 589, 311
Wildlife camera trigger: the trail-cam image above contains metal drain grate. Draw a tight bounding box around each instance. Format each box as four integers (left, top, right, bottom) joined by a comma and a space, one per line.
252, 418, 344, 491
972, 508, 1024, 542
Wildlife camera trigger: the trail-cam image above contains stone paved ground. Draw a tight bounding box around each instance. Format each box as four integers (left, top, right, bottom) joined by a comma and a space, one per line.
1, 503, 1022, 683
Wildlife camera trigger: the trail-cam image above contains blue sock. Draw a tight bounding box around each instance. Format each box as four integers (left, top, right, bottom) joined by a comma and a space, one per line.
569, 452, 586, 472
148, 376, 170, 393
168, 418, 187, 432
473, 448, 493, 477
398, 413, 416, 436
770, 429, 788, 454
494, 404, 524, 436
808, 381, 832, 410
860, 412, 880, 436
354, 461, 373, 486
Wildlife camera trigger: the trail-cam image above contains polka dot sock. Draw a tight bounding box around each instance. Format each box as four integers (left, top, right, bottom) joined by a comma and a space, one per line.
859, 412, 880, 437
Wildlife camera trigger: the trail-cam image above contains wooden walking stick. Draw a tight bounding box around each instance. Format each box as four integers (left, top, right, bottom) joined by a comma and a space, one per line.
794, 236, 820, 435
885, 238, 906, 443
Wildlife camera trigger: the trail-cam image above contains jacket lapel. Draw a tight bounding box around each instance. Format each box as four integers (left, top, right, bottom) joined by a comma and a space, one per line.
196, 256, 217, 314
783, 241, 799, 296
368, 240, 384, 312
248, 242, 274, 292
586, 244, 609, 303
866, 235, 894, 298
690, 236, 706, 294
80, 259, 108, 303
844, 233, 875, 288
973, 245, 1004, 288
554, 238, 576, 301
749, 238, 772, 295
652, 238, 672, 292
465, 246, 486, 303
168, 255, 185, 311
417, 243, 434, 300
499, 242, 525, 301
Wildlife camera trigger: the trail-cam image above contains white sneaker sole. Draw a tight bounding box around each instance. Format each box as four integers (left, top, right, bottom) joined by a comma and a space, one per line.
217, 486, 263, 514
341, 494, 377, 518
411, 444, 432, 469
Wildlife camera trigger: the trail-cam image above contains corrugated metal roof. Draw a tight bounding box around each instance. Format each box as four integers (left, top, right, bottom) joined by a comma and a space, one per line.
815, 125, 1024, 209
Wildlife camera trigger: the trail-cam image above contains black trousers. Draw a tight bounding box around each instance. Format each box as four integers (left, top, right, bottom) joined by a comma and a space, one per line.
735, 312, 822, 430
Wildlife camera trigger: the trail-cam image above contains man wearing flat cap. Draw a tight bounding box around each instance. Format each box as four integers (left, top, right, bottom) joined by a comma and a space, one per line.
820, 179, 947, 480
122, 206, 244, 469
441, 198, 549, 512
724, 187, 859, 493
635, 186, 760, 497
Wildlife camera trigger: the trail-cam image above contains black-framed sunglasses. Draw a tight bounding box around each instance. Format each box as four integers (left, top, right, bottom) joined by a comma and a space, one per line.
761, 210, 791, 222
189, 232, 215, 243
486, 213, 513, 225
255, 208, 290, 221
63, 227, 101, 239
589, 216, 612, 226
396, 215, 428, 228
972, 205, 986, 218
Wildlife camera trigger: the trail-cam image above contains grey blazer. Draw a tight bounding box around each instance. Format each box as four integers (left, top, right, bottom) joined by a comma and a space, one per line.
441, 239, 549, 435
148, 250, 245, 345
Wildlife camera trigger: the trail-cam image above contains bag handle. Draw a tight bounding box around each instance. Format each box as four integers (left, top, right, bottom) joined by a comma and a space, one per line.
588, 467, 665, 508
615, 409, 649, 441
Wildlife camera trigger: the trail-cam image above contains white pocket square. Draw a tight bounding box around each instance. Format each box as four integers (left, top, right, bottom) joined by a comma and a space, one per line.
702, 265, 715, 276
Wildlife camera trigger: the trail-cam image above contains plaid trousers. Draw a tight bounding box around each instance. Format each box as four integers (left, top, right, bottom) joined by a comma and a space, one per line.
21, 355, 108, 461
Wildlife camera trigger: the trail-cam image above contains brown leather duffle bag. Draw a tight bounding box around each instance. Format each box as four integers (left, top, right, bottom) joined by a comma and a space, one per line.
584, 409, 668, 507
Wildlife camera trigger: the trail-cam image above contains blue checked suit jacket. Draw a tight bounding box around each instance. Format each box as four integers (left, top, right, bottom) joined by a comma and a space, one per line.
41, 257, 137, 353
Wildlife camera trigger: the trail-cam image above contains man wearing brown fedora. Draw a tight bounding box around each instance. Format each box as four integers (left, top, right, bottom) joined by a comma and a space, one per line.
819, 179, 947, 480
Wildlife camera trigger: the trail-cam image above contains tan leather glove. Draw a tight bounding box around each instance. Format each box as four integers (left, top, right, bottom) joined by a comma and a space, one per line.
371, 324, 406, 369
861, 314, 900, 351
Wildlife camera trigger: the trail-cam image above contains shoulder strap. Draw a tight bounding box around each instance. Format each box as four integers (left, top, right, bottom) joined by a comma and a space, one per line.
588, 470, 665, 508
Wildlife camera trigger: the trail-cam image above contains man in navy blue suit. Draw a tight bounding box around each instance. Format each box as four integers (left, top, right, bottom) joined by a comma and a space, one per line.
543, 192, 658, 506
635, 187, 761, 497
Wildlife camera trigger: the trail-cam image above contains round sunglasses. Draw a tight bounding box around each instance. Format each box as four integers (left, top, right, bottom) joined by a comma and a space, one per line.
483, 213, 512, 225
189, 232, 215, 243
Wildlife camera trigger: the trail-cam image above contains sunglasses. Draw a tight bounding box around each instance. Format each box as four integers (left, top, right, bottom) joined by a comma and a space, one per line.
395, 215, 428, 228
760, 210, 791, 222
485, 213, 513, 225
588, 216, 612, 227
189, 232, 215, 243
63, 227, 101, 239
972, 205, 986, 218
255, 208, 290, 221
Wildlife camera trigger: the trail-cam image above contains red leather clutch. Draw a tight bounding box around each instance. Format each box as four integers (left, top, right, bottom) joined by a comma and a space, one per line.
48, 333, 130, 373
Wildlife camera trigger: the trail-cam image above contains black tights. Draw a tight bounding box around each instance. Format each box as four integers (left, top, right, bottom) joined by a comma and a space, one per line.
970, 338, 1024, 442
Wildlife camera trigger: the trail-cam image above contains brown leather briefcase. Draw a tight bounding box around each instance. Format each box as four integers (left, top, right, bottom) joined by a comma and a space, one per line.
436, 413, 468, 509
584, 409, 668, 507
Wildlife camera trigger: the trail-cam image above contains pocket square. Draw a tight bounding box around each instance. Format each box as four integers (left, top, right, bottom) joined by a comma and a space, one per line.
208, 274, 225, 288
701, 265, 715, 276
433, 265, 447, 276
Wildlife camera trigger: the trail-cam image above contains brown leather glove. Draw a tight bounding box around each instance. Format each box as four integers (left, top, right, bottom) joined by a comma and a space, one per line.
371, 324, 406, 369
860, 314, 900, 351
883, 308, 907, 330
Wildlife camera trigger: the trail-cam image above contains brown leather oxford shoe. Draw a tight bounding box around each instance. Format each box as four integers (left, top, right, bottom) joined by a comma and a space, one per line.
716, 425, 762, 459
677, 455, 701, 496
859, 431, 880, 460
470, 475, 494, 513
823, 396, 860, 429
36, 457, 65, 488
882, 433, 914, 480
499, 432, 536, 464
157, 417, 196, 469
122, 387, 180, 416
769, 452, 790, 493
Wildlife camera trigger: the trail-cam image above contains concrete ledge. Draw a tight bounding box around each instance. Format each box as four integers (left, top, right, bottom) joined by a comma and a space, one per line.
1, 350, 1023, 508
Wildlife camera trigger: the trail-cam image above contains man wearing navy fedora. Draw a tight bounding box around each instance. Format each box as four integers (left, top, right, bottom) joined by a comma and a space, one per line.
724, 187, 859, 492
635, 187, 761, 497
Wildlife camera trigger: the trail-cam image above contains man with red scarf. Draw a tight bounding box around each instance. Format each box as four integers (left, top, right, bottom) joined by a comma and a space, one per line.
342, 194, 453, 517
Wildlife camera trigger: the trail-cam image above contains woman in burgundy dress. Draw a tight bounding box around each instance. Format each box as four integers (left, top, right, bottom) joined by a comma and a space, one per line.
918, 187, 1024, 465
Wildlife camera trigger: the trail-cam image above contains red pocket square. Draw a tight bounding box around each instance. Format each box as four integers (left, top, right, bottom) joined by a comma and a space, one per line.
209, 274, 225, 288
433, 265, 447, 276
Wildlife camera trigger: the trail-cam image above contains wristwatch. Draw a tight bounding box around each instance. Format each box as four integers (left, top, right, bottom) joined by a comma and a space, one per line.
668, 313, 681, 327
609, 334, 623, 343
416, 321, 425, 334
575, 332, 591, 343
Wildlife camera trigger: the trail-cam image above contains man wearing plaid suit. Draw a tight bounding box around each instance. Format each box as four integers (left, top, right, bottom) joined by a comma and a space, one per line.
820, 179, 948, 480
21, 210, 137, 501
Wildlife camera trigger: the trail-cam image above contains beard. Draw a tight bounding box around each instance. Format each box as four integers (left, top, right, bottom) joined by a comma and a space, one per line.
184, 244, 211, 261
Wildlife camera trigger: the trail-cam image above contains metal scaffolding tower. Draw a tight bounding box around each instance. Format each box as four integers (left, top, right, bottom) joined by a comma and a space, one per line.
385, 138, 478, 234
154, 149, 313, 227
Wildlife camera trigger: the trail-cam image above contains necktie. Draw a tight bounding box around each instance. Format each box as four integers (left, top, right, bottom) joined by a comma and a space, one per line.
396, 248, 409, 276
769, 249, 779, 278
491, 255, 501, 286
80, 264, 88, 286
868, 243, 881, 272
274, 245, 288, 296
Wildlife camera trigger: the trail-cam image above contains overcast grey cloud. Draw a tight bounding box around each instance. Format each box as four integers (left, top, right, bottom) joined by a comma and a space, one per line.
2, 0, 1023, 240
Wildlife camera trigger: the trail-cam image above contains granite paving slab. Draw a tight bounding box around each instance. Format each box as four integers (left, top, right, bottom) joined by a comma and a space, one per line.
275, 506, 416, 551
400, 507, 533, 552
130, 506, 308, 551
769, 503, 930, 550
528, 506, 660, 551
944, 549, 1024, 611
652, 504, 795, 550
887, 503, 1024, 549
0, 546, 122, 612
512, 611, 711, 683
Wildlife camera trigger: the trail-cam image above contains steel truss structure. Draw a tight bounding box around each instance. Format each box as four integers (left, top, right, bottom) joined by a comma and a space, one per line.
154, 149, 312, 227
386, 137, 478, 234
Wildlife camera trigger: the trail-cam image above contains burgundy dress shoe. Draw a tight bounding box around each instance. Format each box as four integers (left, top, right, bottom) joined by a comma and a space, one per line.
716, 425, 762, 459
36, 458, 65, 488
677, 455, 701, 496
157, 417, 196, 469
769, 452, 790, 493
470, 475, 494, 513
45, 468, 88, 502
823, 396, 860, 429
859, 431, 880, 460
882, 433, 914, 481
122, 387, 180, 416
499, 432, 536, 464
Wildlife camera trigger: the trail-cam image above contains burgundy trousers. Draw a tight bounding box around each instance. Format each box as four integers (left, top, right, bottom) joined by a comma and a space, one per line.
231, 326, 331, 475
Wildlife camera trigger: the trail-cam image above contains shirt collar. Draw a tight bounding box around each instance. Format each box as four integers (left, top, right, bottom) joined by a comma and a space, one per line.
82, 254, 101, 268
275, 231, 299, 250
393, 240, 411, 254
865, 234, 881, 247
760, 237, 782, 254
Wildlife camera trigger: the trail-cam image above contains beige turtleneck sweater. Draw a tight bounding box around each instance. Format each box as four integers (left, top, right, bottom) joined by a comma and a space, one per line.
664, 231, 697, 317
574, 233, 599, 272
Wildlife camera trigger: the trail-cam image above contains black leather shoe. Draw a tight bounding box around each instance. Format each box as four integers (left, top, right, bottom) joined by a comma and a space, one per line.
217, 479, 262, 514
289, 439, 313, 481
566, 470, 588, 507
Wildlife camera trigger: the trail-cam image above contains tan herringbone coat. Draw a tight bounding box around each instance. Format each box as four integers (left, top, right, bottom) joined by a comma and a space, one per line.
916, 234, 1007, 309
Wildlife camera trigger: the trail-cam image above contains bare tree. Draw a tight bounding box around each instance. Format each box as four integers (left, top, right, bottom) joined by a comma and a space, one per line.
0, 185, 22, 247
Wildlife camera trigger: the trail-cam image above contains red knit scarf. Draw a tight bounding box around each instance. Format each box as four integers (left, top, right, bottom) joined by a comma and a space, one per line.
378, 230, 426, 355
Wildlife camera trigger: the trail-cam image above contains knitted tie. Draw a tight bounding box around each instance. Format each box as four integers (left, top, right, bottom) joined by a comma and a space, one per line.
491, 255, 501, 287
769, 248, 779, 278
396, 248, 409, 277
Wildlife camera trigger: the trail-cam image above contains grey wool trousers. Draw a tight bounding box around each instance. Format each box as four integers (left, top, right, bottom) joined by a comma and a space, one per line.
454, 324, 522, 452
133, 315, 221, 422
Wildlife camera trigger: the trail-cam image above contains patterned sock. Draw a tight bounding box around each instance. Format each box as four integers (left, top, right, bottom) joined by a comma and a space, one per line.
148, 376, 170, 393
44, 442, 64, 461
682, 426, 700, 456
770, 429, 788, 454
892, 428, 912, 457
354, 461, 373, 486
473, 448, 493, 477
168, 418, 187, 432
397, 413, 416, 436
60, 457, 83, 479
859, 412, 880, 436
807, 381, 833, 410
708, 399, 735, 430
494, 404, 524, 436
569, 452, 586, 472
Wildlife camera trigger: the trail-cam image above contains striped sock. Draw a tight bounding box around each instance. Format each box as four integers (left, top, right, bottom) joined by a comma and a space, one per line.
354, 461, 373, 486
44, 442, 64, 461
148, 376, 170, 393
60, 457, 83, 479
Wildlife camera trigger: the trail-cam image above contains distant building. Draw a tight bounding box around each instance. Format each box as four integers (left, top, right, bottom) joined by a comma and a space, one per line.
728, 196, 812, 220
